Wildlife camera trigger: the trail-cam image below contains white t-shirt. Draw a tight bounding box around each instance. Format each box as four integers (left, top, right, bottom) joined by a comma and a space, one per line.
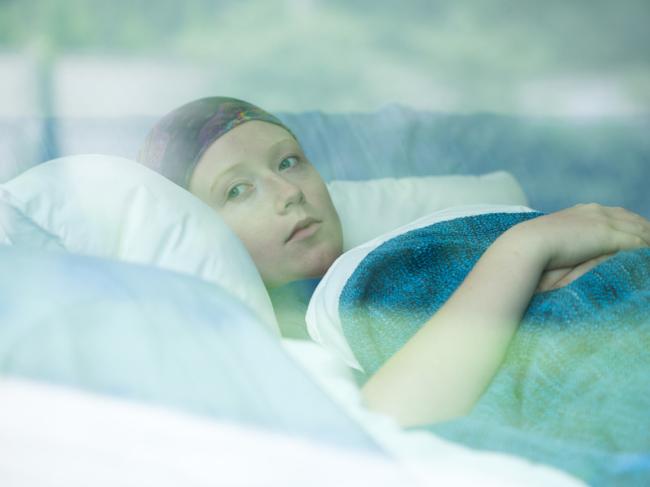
305, 204, 534, 370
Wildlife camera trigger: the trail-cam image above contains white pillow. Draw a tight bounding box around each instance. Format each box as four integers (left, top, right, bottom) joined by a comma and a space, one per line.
327, 171, 528, 251
306, 204, 535, 370
0, 155, 278, 334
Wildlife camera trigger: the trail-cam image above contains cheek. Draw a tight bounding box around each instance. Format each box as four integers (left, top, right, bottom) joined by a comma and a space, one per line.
220, 208, 281, 271
304, 177, 332, 210
310, 184, 342, 245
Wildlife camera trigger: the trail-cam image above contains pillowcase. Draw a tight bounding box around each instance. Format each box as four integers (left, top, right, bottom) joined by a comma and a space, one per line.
306, 204, 534, 370
326, 171, 528, 250
0, 154, 278, 333
0, 188, 67, 249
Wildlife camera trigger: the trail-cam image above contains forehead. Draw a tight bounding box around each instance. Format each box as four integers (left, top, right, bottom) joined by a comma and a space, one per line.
201, 120, 296, 168
190, 120, 298, 195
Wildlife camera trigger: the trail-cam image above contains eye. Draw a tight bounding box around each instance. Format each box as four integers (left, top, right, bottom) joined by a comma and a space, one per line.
278, 156, 300, 172
226, 183, 250, 201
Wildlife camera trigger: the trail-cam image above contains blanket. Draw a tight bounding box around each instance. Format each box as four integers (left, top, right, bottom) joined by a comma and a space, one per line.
339, 212, 650, 485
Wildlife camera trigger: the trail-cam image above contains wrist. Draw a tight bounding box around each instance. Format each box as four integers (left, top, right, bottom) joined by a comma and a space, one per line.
497, 220, 552, 268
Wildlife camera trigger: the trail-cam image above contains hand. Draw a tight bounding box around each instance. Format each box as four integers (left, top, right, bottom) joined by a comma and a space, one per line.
535, 253, 614, 293
510, 203, 650, 271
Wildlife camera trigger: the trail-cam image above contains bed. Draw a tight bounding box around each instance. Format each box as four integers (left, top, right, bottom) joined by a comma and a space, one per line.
1, 106, 649, 486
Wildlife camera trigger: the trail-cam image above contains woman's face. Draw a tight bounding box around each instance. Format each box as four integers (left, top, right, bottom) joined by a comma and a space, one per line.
189, 121, 343, 288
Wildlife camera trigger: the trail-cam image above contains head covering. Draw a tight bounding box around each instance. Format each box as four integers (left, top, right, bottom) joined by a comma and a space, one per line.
138, 96, 294, 189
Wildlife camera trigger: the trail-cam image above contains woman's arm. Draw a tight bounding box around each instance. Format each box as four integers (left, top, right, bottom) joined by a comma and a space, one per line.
361, 204, 650, 427
535, 253, 614, 293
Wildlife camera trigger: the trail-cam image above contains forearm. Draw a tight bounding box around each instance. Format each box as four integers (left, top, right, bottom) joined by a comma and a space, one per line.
361, 225, 549, 427
536, 253, 614, 293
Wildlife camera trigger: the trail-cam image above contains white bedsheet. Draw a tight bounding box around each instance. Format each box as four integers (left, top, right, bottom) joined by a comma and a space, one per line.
281, 338, 583, 487
0, 378, 409, 487
0, 376, 581, 486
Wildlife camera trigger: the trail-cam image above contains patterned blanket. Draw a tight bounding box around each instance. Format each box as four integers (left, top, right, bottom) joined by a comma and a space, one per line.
340, 212, 650, 485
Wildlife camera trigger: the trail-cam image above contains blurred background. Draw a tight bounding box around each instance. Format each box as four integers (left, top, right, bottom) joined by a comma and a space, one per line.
1, 0, 649, 118
1, 0, 649, 193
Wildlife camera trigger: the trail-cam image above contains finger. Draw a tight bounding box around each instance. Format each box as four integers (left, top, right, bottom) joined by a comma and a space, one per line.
601, 206, 650, 228
536, 267, 571, 293
570, 204, 648, 232
606, 225, 649, 250
593, 206, 650, 245
553, 256, 605, 289
606, 217, 650, 246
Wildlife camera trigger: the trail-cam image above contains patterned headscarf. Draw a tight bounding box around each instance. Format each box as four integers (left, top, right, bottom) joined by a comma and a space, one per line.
138, 96, 294, 189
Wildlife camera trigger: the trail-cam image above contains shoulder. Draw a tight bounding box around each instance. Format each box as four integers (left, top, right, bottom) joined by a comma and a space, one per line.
306, 204, 537, 370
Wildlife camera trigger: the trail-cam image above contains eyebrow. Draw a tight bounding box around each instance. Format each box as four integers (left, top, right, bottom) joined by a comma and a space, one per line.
209, 165, 241, 196
208, 138, 299, 195
268, 138, 299, 159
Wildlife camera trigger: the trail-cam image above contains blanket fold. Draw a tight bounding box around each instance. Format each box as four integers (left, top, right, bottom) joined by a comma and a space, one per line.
340, 212, 650, 485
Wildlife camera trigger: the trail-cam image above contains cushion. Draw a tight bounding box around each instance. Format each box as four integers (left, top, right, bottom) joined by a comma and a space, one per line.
0, 154, 278, 333
327, 171, 528, 250
0, 188, 66, 249
0, 246, 377, 449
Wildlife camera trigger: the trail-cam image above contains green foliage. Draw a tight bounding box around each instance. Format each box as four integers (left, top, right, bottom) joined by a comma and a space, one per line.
0, 0, 647, 113
0, 0, 211, 51
1, 0, 648, 71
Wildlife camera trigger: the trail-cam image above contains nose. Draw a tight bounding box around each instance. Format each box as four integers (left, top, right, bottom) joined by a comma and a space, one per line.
269, 175, 304, 214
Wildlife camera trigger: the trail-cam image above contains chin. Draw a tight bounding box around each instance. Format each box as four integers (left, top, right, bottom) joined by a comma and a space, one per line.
265, 241, 342, 288
304, 244, 341, 279
277, 250, 337, 286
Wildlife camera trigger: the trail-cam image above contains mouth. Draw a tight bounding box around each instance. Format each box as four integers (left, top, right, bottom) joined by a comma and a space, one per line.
286, 217, 321, 243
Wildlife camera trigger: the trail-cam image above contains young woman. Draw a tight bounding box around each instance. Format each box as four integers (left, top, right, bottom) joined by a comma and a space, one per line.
138, 96, 650, 428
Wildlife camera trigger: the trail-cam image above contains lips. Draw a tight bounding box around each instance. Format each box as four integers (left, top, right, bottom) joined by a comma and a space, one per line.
286, 217, 321, 243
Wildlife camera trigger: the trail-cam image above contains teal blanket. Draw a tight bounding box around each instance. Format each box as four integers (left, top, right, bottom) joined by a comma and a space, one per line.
340, 212, 650, 485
